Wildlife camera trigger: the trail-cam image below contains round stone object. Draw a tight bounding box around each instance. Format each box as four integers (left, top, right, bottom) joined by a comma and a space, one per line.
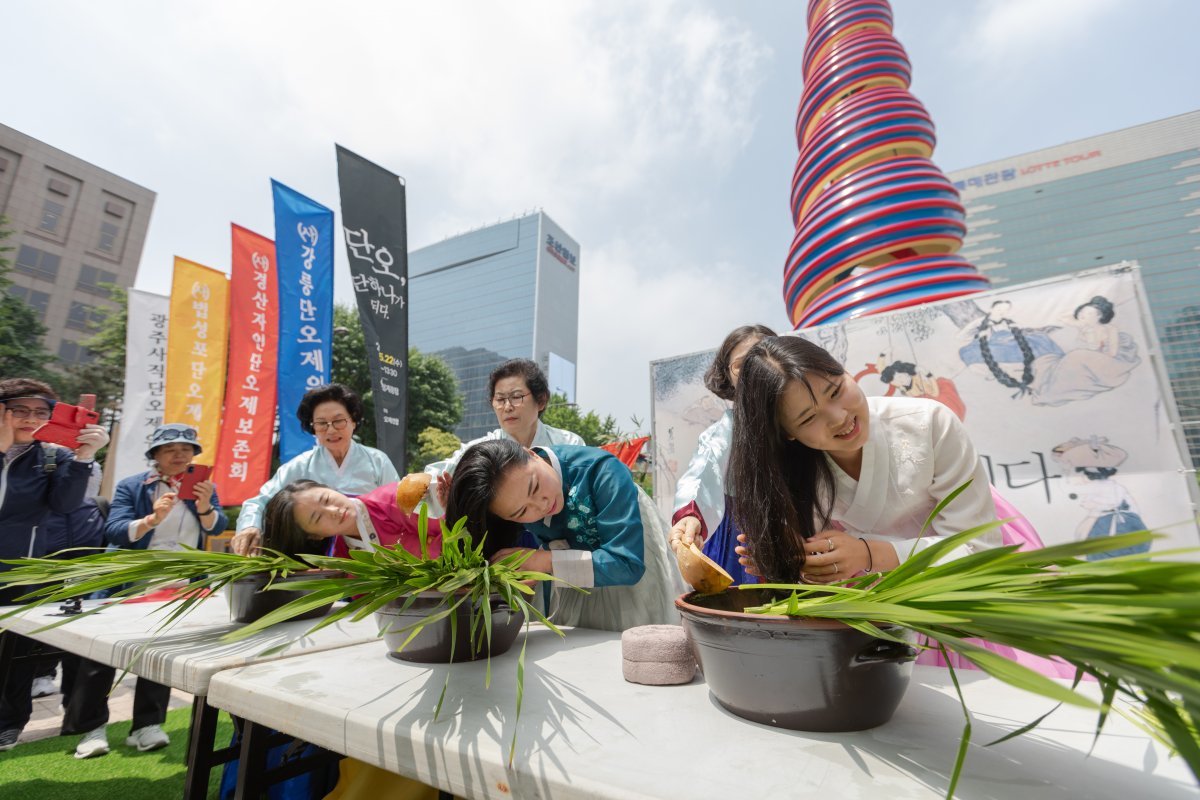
621, 624, 696, 686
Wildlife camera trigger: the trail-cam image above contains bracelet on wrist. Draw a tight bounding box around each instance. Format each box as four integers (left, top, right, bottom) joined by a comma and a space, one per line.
859, 537, 874, 573
197, 506, 214, 515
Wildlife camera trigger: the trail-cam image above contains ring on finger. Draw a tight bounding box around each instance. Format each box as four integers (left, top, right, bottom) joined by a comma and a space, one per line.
833, 562, 839, 573
826, 538, 833, 553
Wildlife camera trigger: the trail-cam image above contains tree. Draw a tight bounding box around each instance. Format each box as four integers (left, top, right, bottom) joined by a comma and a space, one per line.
413, 426, 461, 467
330, 304, 463, 462
541, 393, 621, 446
0, 218, 57, 382
407, 349, 463, 462
55, 285, 128, 419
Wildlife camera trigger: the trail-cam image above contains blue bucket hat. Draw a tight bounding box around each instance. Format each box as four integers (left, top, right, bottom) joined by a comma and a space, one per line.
145, 423, 202, 460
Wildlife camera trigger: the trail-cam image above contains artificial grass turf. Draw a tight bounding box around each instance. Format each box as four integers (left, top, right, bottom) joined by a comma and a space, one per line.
0, 705, 235, 800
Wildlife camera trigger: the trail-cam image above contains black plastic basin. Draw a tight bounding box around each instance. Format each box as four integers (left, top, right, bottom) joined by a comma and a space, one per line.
375, 592, 525, 663
227, 570, 342, 624
677, 587, 916, 732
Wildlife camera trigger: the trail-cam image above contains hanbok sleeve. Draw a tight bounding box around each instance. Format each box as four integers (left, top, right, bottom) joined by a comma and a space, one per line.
899, 404, 999, 562
557, 457, 646, 589
236, 454, 305, 531
671, 414, 730, 539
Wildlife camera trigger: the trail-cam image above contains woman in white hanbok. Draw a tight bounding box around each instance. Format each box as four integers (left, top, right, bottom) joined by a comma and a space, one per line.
716, 335, 1073, 677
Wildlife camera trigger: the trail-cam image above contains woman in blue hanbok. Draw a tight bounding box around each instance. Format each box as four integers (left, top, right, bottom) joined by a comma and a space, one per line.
669, 325, 775, 584
447, 440, 680, 631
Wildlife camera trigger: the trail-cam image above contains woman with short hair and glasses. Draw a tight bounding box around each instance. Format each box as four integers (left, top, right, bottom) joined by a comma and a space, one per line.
421, 358, 584, 517
232, 383, 399, 555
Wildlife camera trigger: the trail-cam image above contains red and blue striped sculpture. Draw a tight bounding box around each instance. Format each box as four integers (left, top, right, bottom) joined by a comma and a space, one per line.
785, 0, 988, 328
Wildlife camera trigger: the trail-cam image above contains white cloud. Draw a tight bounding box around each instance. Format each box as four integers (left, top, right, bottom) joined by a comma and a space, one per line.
576, 239, 783, 430
957, 0, 1123, 65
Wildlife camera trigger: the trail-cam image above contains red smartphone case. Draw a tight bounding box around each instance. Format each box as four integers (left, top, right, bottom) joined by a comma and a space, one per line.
178, 464, 212, 501
31, 403, 101, 449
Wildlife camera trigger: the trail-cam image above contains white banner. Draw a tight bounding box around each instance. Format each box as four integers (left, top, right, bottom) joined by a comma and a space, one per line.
652, 264, 1200, 555
109, 289, 170, 482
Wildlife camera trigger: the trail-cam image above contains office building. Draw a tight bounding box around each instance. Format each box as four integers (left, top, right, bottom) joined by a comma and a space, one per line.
409, 211, 580, 441
0, 123, 154, 364
948, 111, 1200, 464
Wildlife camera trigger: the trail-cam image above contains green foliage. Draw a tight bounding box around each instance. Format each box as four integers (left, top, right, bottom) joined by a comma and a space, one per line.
414, 425, 461, 467
54, 284, 129, 417
541, 393, 620, 446
745, 527, 1200, 792
0, 218, 57, 382
407, 349, 463, 460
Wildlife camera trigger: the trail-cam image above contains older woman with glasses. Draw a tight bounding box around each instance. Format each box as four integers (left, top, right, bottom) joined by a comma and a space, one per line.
232, 383, 399, 555
421, 359, 583, 517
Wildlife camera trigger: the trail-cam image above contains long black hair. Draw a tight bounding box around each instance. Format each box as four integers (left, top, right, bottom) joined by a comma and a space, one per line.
704, 324, 778, 401
727, 336, 846, 582
444, 439, 529, 557
262, 479, 331, 557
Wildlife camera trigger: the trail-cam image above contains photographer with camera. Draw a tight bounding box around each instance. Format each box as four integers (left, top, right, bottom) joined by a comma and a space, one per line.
54, 422, 228, 758
0, 378, 109, 752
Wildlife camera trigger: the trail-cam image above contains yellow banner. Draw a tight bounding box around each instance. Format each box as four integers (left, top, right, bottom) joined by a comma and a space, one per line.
165, 257, 230, 466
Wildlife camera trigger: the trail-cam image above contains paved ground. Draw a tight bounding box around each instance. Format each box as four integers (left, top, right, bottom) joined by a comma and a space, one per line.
21, 668, 193, 744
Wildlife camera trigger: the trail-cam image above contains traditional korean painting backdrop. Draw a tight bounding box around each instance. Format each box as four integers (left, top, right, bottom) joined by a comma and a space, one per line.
652, 265, 1200, 554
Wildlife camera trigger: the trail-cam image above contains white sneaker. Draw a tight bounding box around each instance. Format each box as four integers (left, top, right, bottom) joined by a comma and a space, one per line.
31, 676, 57, 698
125, 723, 170, 752
74, 726, 110, 759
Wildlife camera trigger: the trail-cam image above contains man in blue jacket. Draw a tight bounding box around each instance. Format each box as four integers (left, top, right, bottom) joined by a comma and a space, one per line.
0, 379, 109, 752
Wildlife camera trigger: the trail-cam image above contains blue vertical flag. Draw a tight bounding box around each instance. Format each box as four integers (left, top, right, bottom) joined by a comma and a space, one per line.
272, 179, 334, 462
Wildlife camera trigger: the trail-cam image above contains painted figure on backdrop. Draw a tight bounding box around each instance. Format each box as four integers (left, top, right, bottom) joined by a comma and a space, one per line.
1051, 436, 1150, 560
670, 324, 777, 585
957, 299, 1063, 398
1028, 296, 1141, 407
869, 355, 966, 421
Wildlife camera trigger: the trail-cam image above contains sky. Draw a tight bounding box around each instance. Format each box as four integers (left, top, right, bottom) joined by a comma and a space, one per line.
4, 0, 1199, 432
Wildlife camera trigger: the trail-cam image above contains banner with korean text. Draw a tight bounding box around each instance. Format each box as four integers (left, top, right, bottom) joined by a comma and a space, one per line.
164, 257, 230, 466
272, 180, 334, 462
109, 289, 170, 481
212, 225, 279, 504
336, 145, 409, 471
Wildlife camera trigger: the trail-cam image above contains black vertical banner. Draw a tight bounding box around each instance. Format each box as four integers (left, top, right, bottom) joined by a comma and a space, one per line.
335, 145, 409, 472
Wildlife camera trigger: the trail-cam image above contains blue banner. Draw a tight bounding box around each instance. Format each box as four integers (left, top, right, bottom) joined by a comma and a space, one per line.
272, 179, 334, 463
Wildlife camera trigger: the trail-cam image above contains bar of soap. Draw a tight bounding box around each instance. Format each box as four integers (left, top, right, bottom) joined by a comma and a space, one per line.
621, 624, 696, 685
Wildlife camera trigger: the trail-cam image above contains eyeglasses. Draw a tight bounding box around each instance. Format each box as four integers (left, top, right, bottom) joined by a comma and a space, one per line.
6, 405, 52, 420
152, 428, 198, 444
313, 417, 351, 432
491, 392, 529, 409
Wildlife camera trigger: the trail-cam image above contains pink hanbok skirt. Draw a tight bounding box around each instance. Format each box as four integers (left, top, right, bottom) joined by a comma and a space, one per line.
914, 487, 1084, 679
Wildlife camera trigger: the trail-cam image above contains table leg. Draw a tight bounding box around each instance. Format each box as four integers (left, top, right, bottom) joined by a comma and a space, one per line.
234, 719, 272, 799
183, 695, 220, 800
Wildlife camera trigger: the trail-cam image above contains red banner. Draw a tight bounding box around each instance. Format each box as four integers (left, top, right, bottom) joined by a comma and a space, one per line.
213, 224, 279, 504
600, 436, 650, 469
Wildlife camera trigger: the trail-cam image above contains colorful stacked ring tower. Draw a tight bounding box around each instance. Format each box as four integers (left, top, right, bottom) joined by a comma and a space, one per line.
784, 0, 989, 329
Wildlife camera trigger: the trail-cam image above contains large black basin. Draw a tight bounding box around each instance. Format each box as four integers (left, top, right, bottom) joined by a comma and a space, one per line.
375, 592, 525, 663
227, 570, 342, 624
677, 587, 916, 732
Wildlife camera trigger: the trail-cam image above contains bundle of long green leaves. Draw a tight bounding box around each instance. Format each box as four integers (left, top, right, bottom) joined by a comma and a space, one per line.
744, 491, 1200, 794
0, 508, 562, 761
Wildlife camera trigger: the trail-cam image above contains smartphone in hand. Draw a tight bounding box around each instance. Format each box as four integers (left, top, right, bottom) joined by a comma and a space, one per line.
178, 464, 213, 502
32, 402, 101, 449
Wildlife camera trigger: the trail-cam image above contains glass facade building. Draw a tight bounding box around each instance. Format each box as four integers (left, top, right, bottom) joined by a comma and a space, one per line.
409, 211, 580, 442
947, 111, 1200, 465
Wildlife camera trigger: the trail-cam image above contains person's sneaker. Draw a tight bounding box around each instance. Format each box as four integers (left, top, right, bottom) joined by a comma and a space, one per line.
125, 724, 169, 752
31, 676, 57, 698
0, 728, 20, 751
74, 726, 109, 759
